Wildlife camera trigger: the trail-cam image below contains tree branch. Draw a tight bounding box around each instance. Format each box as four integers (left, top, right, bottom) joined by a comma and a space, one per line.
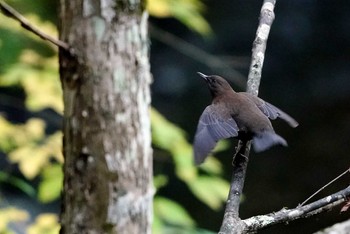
246, 0, 276, 96
299, 168, 350, 207
244, 186, 350, 232
219, 1, 276, 233
0, 0, 71, 53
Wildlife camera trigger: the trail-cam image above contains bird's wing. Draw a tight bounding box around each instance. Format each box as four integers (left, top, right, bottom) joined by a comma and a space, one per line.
242, 93, 298, 128
194, 105, 239, 165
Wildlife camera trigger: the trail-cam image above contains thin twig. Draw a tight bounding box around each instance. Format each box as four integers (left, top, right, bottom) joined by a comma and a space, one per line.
149, 24, 246, 89
0, 1, 71, 52
219, 1, 277, 233
244, 185, 350, 232
299, 167, 350, 207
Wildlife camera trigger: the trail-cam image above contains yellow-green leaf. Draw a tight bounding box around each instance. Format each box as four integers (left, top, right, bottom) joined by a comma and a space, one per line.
188, 176, 230, 210
154, 197, 195, 227
147, 0, 212, 35
0, 207, 29, 232
27, 213, 60, 234
38, 164, 63, 203
151, 108, 197, 181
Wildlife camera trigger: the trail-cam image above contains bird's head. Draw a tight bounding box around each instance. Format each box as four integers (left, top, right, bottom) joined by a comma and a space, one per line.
197, 72, 233, 97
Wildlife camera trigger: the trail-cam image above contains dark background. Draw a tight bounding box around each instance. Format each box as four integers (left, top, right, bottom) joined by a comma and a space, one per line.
151, 0, 350, 233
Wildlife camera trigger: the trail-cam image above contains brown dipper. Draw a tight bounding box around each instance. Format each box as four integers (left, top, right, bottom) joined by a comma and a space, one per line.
194, 72, 298, 165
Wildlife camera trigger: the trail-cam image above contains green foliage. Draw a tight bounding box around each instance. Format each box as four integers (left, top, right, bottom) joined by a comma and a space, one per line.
6, 123, 63, 180
153, 197, 216, 234
188, 176, 229, 210
151, 108, 230, 209
0, 207, 29, 234
0, 171, 36, 197
0, 0, 226, 233
38, 163, 63, 203
0, 3, 63, 232
154, 197, 195, 228
147, 0, 212, 35
27, 213, 60, 234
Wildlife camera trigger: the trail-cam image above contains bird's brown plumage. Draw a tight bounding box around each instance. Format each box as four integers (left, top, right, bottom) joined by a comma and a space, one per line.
194, 72, 298, 165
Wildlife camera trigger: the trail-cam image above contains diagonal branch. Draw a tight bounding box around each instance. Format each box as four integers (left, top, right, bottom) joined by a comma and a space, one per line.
219, 1, 277, 233
244, 185, 350, 232
299, 168, 350, 207
0, 0, 71, 52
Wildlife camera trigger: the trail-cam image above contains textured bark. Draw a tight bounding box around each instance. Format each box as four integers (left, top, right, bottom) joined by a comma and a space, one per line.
243, 186, 350, 232
247, 0, 276, 96
58, 0, 153, 233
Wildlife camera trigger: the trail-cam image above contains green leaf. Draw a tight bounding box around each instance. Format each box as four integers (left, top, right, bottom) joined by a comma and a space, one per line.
0, 171, 36, 197
151, 109, 229, 209
154, 175, 169, 190
151, 108, 197, 182
7, 130, 62, 179
188, 176, 230, 210
147, 0, 212, 35
0, 207, 29, 233
0, 116, 45, 152
198, 157, 224, 175
27, 213, 60, 234
154, 197, 195, 227
38, 164, 63, 203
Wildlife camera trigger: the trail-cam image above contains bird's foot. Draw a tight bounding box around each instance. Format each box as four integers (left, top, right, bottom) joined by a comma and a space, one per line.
232, 144, 242, 165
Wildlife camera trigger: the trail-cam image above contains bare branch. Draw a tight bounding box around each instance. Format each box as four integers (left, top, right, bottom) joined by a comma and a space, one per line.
247, 0, 276, 96
0, 1, 71, 53
244, 186, 350, 232
299, 168, 350, 207
219, 1, 276, 233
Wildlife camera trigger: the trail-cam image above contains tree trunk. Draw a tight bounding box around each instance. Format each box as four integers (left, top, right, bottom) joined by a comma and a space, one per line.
58, 1, 153, 233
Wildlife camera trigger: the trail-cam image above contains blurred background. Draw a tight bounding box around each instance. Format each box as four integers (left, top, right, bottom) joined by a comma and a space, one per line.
1, 0, 350, 233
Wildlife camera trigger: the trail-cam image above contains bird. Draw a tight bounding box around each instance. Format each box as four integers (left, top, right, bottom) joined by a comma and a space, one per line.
193, 72, 298, 165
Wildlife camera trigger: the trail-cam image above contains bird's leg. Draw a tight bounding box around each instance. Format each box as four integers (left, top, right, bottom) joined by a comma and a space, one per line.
231, 147, 240, 166
232, 140, 248, 166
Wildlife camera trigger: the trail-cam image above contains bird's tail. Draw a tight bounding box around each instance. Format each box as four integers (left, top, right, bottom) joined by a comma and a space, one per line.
253, 131, 287, 152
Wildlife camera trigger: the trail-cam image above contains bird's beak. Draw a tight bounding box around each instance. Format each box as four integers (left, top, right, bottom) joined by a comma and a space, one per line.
197, 72, 209, 81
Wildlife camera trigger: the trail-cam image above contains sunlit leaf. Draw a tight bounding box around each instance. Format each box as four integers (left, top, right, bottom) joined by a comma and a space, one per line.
188, 176, 230, 210
154, 197, 195, 227
0, 117, 45, 152
152, 212, 163, 234
199, 140, 230, 175
27, 213, 60, 234
0, 17, 61, 113
20, 56, 62, 113
198, 157, 223, 175
151, 108, 197, 181
151, 108, 230, 210
0, 207, 29, 232
9, 145, 48, 179
147, 0, 212, 35
154, 174, 168, 190
42, 131, 64, 163
25, 118, 46, 139
147, 0, 171, 17
38, 164, 63, 203
8, 129, 63, 179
